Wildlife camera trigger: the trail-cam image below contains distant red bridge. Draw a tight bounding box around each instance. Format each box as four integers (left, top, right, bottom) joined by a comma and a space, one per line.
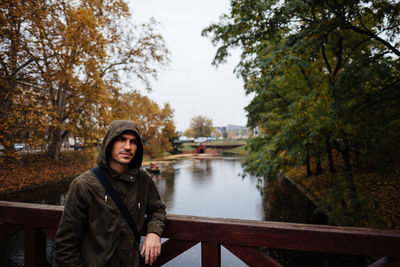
190, 143, 244, 153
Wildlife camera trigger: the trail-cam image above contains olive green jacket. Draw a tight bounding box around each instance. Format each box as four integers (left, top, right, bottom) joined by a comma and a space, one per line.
54, 121, 166, 267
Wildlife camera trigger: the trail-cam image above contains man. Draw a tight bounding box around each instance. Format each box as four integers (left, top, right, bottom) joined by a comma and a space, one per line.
54, 120, 166, 267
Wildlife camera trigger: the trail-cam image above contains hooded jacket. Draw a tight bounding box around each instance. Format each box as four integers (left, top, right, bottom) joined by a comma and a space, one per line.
54, 120, 166, 267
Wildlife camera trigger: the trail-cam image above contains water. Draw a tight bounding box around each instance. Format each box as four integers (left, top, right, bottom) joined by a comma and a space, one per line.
157, 159, 264, 220
0, 157, 327, 266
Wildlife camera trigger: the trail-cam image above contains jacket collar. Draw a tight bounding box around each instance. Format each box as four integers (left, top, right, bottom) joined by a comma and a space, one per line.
105, 165, 140, 183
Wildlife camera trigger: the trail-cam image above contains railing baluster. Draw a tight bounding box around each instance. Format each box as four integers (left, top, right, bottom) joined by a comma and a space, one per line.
201, 241, 221, 267
24, 226, 50, 267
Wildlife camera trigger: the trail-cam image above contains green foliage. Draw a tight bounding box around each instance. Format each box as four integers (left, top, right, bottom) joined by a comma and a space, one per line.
315, 174, 379, 227
203, 0, 400, 180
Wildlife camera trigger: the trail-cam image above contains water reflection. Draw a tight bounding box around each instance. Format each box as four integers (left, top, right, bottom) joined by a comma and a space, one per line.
153, 158, 264, 220
262, 176, 326, 224
190, 159, 213, 186
1, 178, 72, 205
148, 166, 176, 211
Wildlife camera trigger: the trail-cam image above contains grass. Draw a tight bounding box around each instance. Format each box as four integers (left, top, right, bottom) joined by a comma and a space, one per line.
180, 140, 248, 156
219, 144, 248, 156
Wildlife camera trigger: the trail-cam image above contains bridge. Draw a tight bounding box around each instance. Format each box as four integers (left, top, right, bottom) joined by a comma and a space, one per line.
190, 143, 244, 149
0, 201, 399, 266
189, 143, 244, 154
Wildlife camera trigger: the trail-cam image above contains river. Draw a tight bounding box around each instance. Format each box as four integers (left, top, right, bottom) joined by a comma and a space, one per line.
0, 157, 370, 266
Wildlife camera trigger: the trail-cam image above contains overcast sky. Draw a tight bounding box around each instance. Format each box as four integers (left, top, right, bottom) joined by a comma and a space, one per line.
129, 0, 250, 132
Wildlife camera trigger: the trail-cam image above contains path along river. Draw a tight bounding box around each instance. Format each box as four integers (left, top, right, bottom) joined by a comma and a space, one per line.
0, 157, 370, 266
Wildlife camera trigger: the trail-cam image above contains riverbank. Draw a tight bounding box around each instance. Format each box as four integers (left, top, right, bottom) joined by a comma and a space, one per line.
286, 166, 400, 230
0, 150, 231, 195
143, 152, 233, 166
0, 150, 96, 195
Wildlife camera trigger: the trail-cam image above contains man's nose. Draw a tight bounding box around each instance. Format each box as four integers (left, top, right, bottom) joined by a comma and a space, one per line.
123, 140, 131, 149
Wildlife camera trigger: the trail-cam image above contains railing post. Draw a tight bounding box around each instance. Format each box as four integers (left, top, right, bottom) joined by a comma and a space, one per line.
201, 241, 221, 267
24, 226, 50, 267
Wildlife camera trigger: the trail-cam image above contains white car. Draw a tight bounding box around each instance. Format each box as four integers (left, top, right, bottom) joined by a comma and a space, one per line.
194, 137, 207, 143
14, 143, 25, 151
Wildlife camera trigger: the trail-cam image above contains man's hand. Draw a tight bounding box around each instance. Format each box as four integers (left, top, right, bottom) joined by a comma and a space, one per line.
140, 233, 161, 265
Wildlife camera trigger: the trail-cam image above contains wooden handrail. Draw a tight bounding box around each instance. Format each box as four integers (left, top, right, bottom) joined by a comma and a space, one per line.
1, 200, 400, 267
163, 214, 400, 257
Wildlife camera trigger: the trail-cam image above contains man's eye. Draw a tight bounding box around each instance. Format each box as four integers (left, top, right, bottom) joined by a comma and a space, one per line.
130, 140, 137, 145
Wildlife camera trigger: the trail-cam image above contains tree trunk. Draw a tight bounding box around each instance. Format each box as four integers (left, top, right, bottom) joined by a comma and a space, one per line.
316, 157, 323, 175
48, 126, 62, 159
341, 146, 352, 172
325, 135, 336, 174
306, 154, 312, 177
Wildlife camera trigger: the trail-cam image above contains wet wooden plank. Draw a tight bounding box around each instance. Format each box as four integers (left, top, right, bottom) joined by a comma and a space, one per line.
224, 244, 283, 267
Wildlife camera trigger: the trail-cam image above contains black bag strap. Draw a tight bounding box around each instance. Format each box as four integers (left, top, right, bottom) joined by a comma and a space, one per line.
91, 167, 141, 244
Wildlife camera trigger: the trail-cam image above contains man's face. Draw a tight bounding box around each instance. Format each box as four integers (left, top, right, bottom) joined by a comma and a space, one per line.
110, 133, 138, 166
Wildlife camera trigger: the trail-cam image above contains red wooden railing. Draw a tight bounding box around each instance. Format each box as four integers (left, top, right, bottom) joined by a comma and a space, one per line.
0, 200, 400, 267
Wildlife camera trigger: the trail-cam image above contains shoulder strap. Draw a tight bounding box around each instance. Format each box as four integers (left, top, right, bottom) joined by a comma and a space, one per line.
91, 167, 141, 244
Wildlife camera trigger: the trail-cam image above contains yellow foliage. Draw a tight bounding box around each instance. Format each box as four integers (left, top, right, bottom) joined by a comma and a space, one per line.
111, 91, 176, 158
0, 150, 96, 194
1, 0, 169, 159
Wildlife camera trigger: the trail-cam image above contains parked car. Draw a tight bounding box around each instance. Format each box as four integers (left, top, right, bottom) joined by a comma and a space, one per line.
14, 143, 25, 151
194, 137, 207, 143
178, 136, 189, 143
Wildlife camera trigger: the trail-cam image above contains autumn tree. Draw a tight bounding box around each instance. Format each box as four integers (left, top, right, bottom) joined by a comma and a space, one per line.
189, 115, 214, 137
0, 0, 48, 156
0, 0, 169, 159
112, 91, 176, 158
203, 0, 400, 180
183, 128, 195, 138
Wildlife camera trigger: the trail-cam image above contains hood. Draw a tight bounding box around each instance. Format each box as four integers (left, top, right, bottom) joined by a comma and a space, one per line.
97, 120, 144, 171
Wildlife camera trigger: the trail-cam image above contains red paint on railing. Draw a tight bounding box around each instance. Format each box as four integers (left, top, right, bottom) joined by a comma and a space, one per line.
1, 201, 400, 267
